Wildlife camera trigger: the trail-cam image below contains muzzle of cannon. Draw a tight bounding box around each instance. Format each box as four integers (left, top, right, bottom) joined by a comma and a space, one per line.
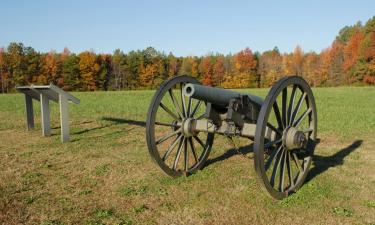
146, 75, 317, 199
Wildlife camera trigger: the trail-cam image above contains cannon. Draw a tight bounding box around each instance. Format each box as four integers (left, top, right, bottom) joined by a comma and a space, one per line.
146, 75, 317, 199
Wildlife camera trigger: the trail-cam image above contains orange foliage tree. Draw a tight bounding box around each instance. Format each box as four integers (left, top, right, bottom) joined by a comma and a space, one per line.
200, 56, 213, 86
78, 51, 100, 91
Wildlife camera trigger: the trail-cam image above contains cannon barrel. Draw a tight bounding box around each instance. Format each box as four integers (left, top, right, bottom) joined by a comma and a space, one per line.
183, 83, 264, 108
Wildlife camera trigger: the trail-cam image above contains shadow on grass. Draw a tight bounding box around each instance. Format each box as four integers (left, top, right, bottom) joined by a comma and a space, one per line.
203, 138, 362, 183
51, 120, 94, 129
305, 139, 363, 183
204, 143, 254, 168
101, 117, 146, 127
71, 117, 146, 135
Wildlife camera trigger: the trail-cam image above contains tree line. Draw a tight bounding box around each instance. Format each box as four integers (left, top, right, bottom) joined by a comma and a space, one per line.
0, 16, 375, 93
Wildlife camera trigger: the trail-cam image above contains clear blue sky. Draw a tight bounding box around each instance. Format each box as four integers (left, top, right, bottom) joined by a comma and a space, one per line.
0, 0, 374, 56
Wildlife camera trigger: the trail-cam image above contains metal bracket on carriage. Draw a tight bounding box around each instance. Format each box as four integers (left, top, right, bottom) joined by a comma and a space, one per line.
189, 116, 277, 141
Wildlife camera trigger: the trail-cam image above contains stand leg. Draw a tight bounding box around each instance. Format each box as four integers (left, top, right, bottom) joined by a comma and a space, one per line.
25, 94, 34, 130
59, 94, 70, 143
40, 93, 51, 136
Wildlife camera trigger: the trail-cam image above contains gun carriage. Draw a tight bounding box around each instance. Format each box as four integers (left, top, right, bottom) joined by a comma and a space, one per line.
146, 75, 317, 199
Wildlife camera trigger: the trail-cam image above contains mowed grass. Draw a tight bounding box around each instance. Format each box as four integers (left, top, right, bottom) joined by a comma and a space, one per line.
0, 86, 374, 225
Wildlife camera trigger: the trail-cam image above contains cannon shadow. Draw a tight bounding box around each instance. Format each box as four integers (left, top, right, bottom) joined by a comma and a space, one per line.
71, 116, 146, 135
203, 138, 362, 182
204, 143, 254, 168
100, 117, 146, 127
305, 139, 363, 183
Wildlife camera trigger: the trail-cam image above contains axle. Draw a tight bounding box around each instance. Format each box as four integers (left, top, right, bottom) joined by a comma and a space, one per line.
178, 118, 277, 141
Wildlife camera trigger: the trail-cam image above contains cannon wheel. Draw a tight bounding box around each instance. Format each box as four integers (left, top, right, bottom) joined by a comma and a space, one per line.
146, 75, 214, 177
254, 76, 317, 199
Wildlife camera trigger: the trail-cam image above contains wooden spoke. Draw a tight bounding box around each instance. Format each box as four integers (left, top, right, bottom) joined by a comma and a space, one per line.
190, 100, 202, 117
273, 102, 284, 129
188, 138, 198, 164
196, 113, 206, 120
279, 150, 287, 192
292, 152, 303, 173
281, 88, 288, 128
187, 97, 192, 118
162, 135, 183, 161
184, 139, 188, 171
173, 137, 185, 170
168, 89, 183, 119
287, 85, 297, 126
302, 128, 314, 133
290, 92, 306, 125
155, 128, 181, 145
193, 135, 206, 149
267, 123, 282, 135
286, 151, 294, 187
160, 102, 179, 121
155, 121, 179, 128
293, 108, 312, 127
180, 84, 187, 117
264, 138, 282, 149
270, 148, 284, 187
265, 145, 283, 170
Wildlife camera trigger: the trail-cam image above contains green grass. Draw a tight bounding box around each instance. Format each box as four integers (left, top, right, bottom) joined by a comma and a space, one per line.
0, 86, 375, 224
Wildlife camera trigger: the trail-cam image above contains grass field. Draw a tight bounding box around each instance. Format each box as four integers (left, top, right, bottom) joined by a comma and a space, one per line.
0, 86, 374, 225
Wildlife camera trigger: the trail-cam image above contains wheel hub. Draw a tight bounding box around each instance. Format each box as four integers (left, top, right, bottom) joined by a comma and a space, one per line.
283, 127, 306, 150
181, 118, 195, 137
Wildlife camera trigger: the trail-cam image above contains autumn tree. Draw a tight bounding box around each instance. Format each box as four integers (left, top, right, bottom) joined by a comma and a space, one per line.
302, 52, 320, 86
327, 41, 345, 86
23, 47, 42, 85
126, 50, 143, 89
212, 56, 225, 87
97, 54, 112, 91
78, 51, 100, 91
200, 56, 213, 86
62, 51, 80, 90
292, 45, 304, 76
317, 48, 331, 85
223, 47, 257, 88
343, 30, 364, 84
39, 51, 63, 85
359, 16, 375, 84
166, 53, 179, 78
258, 47, 283, 87
0, 48, 6, 93
6, 42, 27, 86
139, 47, 166, 88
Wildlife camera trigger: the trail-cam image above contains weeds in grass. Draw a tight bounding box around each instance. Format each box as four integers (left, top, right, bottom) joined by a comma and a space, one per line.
20, 151, 33, 158
40, 220, 65, 225
79, 189, 93, 196
24, 195, 38, 204
119, 185, 148, 197
364, 200, 375, 208
159, 202, 174, 211
94, 163, 111, 175
332, 206, 354, 217
133, 204, 148, 213
94, 208, 114, 219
